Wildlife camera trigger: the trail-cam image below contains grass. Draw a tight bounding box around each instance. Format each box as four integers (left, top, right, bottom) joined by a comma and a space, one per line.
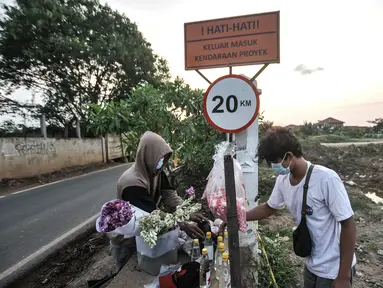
257, 169, 299, 287
300, 134, 379, 144
258, 166, 276, 202
303, 134, 351, 143
258, 225, 298, 288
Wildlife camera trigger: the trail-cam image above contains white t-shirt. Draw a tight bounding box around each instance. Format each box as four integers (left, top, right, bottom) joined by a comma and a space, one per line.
267, 161, 356, 279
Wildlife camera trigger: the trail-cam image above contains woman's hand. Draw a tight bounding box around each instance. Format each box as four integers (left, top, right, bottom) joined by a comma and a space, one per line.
189, 212, 209, 224
179, 221, 205, 239
219, 221, 227, 235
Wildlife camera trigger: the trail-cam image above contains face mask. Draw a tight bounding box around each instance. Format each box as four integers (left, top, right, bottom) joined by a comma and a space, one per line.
271, 153, 291, 175
156, 158, 164, 170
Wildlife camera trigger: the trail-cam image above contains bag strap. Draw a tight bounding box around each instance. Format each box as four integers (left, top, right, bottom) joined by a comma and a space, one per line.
301, 164, 315, 216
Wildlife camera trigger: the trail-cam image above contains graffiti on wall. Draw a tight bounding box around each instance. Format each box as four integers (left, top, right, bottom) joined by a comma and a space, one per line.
14, 142, 56, 156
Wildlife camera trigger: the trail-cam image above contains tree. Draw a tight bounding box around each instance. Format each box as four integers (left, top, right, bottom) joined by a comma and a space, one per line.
0, 0, 170, 128
87, 80, 223, 177
0, 86, 41, 121
0, 119, 18, 136
259, 119, 274, 137
368, 118, 383, 133
299, 121, 318, 136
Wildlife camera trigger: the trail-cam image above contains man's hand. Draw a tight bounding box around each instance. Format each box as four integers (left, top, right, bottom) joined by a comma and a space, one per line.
189, 212, 209, 224
179, 221, 204, 239
332, 277, 351, 288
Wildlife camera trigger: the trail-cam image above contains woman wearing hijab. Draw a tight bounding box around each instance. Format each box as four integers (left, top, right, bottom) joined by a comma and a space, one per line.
112, 131, 207, 270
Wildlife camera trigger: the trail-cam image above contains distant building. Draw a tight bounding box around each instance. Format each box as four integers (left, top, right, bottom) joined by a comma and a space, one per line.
317, 117, 345, 128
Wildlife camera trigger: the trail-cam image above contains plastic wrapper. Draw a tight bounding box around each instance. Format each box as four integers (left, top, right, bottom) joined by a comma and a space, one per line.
203, 141, 247, 232
136, 228, 180, 258
95, 202, 149, 238
138, 248, 178, 276
136, 228, 180, 275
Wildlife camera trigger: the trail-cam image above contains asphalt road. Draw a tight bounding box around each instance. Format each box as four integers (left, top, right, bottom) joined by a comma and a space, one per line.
0, 164, 131, 275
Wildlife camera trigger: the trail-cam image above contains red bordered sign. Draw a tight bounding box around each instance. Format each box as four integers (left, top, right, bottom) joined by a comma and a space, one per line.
203, 74, 260, 133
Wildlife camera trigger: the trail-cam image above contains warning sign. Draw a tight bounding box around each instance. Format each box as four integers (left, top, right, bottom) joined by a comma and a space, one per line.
184, 11, 280, 70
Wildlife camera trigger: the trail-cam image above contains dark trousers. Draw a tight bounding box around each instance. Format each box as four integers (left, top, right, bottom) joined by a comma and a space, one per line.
304, 266, 356, 288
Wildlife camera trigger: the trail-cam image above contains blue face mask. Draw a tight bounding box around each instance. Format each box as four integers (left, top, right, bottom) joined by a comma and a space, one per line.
156, 158, 164, 170
271, 153, 291, 175
271, 162, 290, 175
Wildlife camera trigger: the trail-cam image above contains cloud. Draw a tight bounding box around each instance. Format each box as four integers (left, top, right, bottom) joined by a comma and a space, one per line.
294, 64, 324, 75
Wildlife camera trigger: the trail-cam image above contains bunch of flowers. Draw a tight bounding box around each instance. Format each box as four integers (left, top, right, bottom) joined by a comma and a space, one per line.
139, 196, 202, 248
205, 188, 247, 232
202, 141, 247, 232
98, 200, 135, 232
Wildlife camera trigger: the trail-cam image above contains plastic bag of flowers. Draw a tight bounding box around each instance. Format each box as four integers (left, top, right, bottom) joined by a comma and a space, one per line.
202, 141, 247, 232
95, 199, 149, 237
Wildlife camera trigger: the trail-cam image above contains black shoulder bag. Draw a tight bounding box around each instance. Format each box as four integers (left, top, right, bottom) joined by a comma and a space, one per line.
292, 164, 315, 257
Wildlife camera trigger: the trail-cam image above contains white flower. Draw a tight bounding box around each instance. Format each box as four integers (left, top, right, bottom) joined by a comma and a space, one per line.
139, 196, 202, 248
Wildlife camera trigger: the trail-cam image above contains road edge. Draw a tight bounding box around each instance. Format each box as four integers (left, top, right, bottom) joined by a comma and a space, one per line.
0, 163, 131, 199
0, 214, 99, 288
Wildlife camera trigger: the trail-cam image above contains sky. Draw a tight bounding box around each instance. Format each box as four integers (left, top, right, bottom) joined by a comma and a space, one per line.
1, 0, 383, 126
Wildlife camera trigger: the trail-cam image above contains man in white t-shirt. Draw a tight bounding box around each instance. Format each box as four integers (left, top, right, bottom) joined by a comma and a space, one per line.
246, 128, 356, 288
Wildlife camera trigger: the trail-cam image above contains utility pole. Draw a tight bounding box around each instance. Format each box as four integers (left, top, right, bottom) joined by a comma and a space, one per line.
235, 78, 262, 287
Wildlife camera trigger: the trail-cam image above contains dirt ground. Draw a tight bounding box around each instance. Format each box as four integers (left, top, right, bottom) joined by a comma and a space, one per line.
0, 161, 123, 196
6, 229, 116, 288
5, 143, 383, 288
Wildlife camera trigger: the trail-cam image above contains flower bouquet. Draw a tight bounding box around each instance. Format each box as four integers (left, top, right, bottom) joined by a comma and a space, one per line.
138, 196, 202, 248
95, 199, 149, 237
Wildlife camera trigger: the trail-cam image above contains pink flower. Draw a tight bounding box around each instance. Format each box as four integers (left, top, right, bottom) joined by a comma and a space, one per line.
186, 186, 195, 196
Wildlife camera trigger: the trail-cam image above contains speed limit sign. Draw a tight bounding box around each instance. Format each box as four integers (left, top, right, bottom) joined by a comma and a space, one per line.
203, 74, 260, 133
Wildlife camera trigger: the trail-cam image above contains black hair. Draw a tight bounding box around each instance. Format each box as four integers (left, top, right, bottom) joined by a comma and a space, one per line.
257, 127, 303, 164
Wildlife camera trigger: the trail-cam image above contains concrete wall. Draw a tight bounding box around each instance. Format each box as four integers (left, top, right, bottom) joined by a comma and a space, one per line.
0, 137, 105, 179
106, 134, 123, 161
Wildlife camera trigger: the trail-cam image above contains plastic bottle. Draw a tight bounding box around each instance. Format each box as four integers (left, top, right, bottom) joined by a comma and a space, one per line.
214, 236, 223, 268
224, 229, 229, 252
204, 232, 214, 266
191, 238, 201, 262
218, 252, 231, 288
214, 242, 225, 280
199, 248, 211, 288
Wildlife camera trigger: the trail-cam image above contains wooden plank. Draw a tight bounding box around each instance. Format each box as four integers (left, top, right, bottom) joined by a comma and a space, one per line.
224, 152, 242, 288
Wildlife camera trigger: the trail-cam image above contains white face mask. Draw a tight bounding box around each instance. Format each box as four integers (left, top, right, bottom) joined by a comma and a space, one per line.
156, 158, 164, 170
